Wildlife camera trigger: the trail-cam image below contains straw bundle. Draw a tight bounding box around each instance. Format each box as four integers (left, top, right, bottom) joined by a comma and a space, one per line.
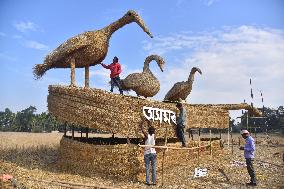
48, 85, 261, 137
59, 137, 142, 180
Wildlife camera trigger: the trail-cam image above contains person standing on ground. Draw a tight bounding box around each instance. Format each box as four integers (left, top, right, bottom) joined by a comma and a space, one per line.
101, 56, 123, 94
239, 130, 257, 186
140, 119, 156, 186
176, 102, 187, 147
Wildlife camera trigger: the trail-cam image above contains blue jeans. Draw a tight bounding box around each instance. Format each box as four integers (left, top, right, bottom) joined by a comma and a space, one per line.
110, 76, 123, 94
144, 153, 156, 184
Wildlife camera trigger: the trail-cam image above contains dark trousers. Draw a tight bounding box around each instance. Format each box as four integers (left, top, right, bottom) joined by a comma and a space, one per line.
246, 158, 257, 184
110, 76, 123, 94
176, 125, 186, 146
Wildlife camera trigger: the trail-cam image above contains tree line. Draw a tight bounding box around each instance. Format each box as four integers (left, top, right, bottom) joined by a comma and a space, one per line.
0, 106, 283, 133
231, 106, 284, 133
0, 106, 62, 132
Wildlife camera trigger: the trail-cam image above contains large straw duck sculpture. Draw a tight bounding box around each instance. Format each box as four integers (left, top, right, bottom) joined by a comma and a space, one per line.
120, 55, 165, 98
164, 67, 202, 101
33, 10, 153, 87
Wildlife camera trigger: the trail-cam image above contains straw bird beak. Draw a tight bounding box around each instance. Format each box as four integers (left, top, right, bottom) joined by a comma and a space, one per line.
133, 13, 153, 38
159, 62, 165, 72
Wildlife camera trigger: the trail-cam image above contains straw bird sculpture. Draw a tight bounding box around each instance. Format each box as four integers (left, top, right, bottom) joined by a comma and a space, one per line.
164, 67, 202, 101
120, 55, 165, 98
33, 10, 153, 87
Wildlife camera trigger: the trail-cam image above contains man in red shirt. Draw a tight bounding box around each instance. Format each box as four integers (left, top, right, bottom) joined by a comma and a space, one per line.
101, 56, 123, 94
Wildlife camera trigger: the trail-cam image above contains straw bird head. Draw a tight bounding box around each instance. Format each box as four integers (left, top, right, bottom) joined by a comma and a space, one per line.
157, 57, 165, 72
191, 67, 202, 75
124, 10, 153, 38
144, 55, 165, 72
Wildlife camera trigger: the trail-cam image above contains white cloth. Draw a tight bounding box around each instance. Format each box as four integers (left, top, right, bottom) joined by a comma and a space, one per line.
144, 134, 156, 155
193, 168, 207, 178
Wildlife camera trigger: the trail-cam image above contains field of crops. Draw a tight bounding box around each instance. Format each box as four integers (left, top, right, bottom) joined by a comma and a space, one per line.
0, 132, 283, 188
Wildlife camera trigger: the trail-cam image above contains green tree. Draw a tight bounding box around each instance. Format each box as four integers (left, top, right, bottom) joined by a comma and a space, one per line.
0, 108, 15, 131
14, 106, 37, 132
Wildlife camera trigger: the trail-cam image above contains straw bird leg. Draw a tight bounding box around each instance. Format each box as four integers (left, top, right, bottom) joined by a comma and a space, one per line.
70, 58, 76, 87
84, 65, 90, 88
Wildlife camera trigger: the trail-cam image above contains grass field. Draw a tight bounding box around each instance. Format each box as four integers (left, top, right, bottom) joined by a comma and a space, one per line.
0, 132, 283, 188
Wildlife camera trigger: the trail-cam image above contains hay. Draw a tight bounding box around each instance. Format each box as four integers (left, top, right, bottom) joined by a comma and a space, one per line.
58, 136, 222, 181
120, 55, 165, 97
33, 10, 152, 79
164, 67, 202, 101
48, 85, 261, 138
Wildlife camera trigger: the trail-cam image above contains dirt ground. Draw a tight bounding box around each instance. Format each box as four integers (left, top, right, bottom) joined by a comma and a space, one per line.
0, 132, 283, 189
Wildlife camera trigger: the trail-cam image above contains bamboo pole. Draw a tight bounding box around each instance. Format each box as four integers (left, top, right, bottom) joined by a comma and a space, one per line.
72, 125, 74, 139
127, 136, 130, 144
219, 129, 222, 147
161, 125, 168, 187
231, 131, 233, 154
209, 129, 212, 157
86, 127, 89, 139
29, 178, 118, 189
85, 65, 90, 88
138, 144, 210, 150
198, 128, 200, 165
64, 122, 67, 137
227, 127, 230, 148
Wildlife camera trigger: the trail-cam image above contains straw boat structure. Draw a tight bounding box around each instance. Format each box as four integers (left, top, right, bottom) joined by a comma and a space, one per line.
48, 85, 262, 138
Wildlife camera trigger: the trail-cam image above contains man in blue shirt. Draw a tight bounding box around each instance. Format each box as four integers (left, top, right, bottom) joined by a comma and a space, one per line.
239, 130, 257, 186
176, 102, 187, 147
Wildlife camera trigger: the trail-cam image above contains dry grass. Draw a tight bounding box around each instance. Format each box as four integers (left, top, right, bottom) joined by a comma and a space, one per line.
0, 132, 283, 188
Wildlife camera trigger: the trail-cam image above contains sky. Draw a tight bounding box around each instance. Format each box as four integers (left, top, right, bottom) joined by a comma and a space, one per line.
0, 0, 284, 120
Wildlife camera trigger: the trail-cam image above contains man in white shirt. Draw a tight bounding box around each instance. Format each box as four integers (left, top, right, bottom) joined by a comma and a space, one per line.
140, 119, 156, 186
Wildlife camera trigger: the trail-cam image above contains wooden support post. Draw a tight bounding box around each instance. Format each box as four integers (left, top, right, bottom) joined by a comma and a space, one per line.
85, 65, 89, 88
71, 125, 74, 140
86, 127, 89, 139
254, 128, 257, 143
219, 129, 222, 147
231, 131, 233, 154
80, 127, 83, 138
161, 125, 168, 187
127, 136, 130, 144
210, 129, 212, 157
227, 127, 230, 149
70, 58, 76, 87
198, 128, 200, 165
64, 122, 67, 137
238, 137, 241, 146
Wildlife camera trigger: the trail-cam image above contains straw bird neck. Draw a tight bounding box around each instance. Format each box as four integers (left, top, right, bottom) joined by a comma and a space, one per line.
103, 16, 132, 38
143, 62, 151, 73
143, 55, 161, 73
187, 69, 198, 82
187, 72, 195, 82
